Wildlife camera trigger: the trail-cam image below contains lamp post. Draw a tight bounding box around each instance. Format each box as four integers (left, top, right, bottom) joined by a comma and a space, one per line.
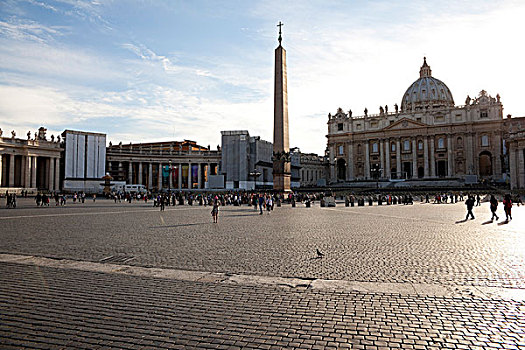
167, 160, 173, 193
371, 164, 383, 190
249, 169, 261, 190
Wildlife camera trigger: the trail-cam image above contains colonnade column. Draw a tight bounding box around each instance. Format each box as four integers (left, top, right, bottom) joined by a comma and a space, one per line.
430, 137, 436, 177
423, 138, 429, 178
168, 164, 173, 189
0, 155, 3, 186
364, 142, 370, 179
128, 162, 133, 184
8, 154, 15, 187
206, 163, 211, 188
384, 139, 391, 179
54, 158, 60, 191
25, 156, 31, 188
138, 162, 143, 185
379, 140, 385, 179
188, 162, 192, 188
396, 139, 401, 179
148, 163, 153, 189
412, 139, 417, 179
197, 163, 202, 189
347, 142, 354, 181
157, 164, 163, 190
48, 157, 55, 191
447, 135, 453, 177
31, 157, 37, 188
178, 163, 182, 189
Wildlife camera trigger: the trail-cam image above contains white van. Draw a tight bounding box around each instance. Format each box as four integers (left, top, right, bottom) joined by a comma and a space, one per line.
124, 184, 147, 194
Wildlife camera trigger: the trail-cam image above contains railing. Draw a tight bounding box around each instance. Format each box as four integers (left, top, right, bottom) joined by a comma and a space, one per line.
0, 137, 62, 148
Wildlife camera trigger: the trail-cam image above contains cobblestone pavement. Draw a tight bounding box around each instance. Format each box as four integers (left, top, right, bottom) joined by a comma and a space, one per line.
1, 198, 525, 349
1, 199, 524, 288
1, 263, 524, 349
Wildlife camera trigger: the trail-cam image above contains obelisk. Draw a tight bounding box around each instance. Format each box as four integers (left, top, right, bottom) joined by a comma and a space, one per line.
273, 21, 291, 192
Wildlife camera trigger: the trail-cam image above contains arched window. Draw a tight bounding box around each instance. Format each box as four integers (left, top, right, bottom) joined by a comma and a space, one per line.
372, 142, 378, 153
403, 140, 410, 151
418, 140, 423, 150
438, 138, 445, 149
357, 144, 362, 154
339, 145, 344, 155
391, 142, 396, 152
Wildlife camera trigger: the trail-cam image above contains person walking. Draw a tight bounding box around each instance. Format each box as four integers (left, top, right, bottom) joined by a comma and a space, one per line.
476, 194, 481, 206
465, 195, 475, 220
489, 195, 499, 221
160, 195, 165, 211
258, 194, 264, 215
211, 197, 219, 223
503, 194, 512, 221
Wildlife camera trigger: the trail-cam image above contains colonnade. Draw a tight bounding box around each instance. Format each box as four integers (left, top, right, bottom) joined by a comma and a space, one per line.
0, 154, 60, 191
110, 161, 218, 190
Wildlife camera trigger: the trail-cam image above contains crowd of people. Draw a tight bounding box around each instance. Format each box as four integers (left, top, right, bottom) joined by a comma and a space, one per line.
2, 187, 522, 224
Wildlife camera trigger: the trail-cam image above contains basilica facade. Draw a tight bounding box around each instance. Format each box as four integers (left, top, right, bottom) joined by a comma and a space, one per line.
326, 58, 520, 184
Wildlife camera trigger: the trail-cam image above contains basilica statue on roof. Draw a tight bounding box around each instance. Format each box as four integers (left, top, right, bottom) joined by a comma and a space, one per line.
326, 57, 523, 185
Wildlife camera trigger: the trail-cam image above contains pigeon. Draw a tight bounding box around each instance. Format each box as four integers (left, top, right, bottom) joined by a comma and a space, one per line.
316, 249, 324, 258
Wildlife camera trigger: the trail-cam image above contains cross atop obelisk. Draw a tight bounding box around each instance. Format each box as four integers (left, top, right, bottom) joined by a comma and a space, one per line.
273, 21, 291, 192
277, 21, 283, 45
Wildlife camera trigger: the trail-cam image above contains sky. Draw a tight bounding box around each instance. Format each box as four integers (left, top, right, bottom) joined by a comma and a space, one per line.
1, 0, 524, 155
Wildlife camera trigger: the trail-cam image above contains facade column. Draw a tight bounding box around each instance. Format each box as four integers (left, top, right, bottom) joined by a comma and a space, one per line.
493, 133, 502, 177
509, 146, 517, 189
157, 163, 163, 190
347, 142, 354, 181
9, 154, 15, 187
128, 162, 133, 184
48, 157, 55, 191
0, 155, 3, 187
138, 162, 143, 185
447, 135, 453, 177
329, 145, 335, 182
31, 156, 37, 188
364, 142, 370, 179
54, 158, 60, 191
188, 162, 192, 189
379, 140, 385, 179
518, 147, 525, 189
178, 163, 182, 189
197, 163, 202, 189
396, 139, 401, 179
384, 139, 391, 179
430, 137, 436, 177
412, 139, 417, 179
466, 134, 474, 175
25, 156, 31, 188
423, 138, 429, 178
148, 163, 153, 189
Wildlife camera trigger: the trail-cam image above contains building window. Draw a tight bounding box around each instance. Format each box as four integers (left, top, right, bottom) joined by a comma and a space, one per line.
356, 124, 361, 130
372, 142, 378, 153
357, 144, 362, 154
391, 143, 396, 152
403, 140, 410, 151
457, 137, 463, 148
438, 138, 445, 149
418, 141, 423, 150
480, 110, 488, 118
339, 145, 344, 155
337, 123, 343, 131
416, 117, 422, 122
481, 135, 489, 147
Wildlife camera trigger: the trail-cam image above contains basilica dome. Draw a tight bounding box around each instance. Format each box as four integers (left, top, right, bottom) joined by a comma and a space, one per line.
401, 58, 454, 111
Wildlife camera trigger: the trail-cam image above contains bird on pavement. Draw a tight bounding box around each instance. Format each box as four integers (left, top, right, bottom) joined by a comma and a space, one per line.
316, 249, 324, 258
